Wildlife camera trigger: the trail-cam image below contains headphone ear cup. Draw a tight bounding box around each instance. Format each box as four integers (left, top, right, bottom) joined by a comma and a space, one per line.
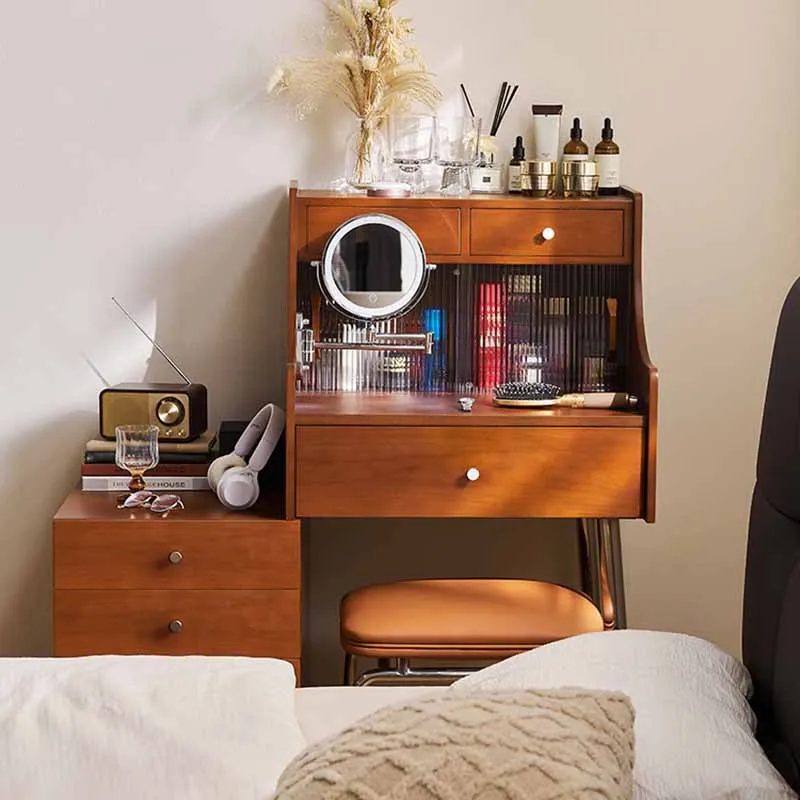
207, 453, 247, 492
216, 467, 260, 510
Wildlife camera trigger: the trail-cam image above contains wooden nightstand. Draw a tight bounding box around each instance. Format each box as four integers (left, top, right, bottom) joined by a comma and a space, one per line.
52, 490, 301, 678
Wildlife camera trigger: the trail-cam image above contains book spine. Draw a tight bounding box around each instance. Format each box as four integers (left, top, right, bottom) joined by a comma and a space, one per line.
80, 462, 210, 476
84, 451, 212, 464
81, 476, 210, 492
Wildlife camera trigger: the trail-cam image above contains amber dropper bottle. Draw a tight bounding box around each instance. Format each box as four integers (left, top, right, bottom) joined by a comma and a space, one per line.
562, 117, 589, 162
595, 117, 621, 195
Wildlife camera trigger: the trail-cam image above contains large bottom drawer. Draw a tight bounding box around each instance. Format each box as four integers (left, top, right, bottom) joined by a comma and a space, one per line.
297, 426, 643, 518
53, 589, 300, 659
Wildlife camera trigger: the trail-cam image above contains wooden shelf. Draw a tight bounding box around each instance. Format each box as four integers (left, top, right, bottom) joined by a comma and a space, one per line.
294, 392, 645, 428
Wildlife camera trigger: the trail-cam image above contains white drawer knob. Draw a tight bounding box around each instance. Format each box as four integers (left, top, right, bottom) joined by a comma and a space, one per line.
466, 467, 480, 482
168, 619, 183, 634
168, 551, 183, 565
541, 227, 556, 241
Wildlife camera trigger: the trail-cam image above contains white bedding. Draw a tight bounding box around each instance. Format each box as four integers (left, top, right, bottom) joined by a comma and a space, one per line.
0, 637, 796, 800
296, 632, 799, 800
295, 685, 443, 745
0, 655, 305, 800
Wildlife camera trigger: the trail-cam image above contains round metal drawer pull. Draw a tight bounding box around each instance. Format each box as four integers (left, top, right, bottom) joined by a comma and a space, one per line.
466, 467, 480, 482
541, 227, 556, 241
168, 619, 183, 634
168, 551, 183, 565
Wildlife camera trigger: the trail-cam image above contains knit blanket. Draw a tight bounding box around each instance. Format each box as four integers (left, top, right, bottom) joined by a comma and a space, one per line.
274, 687, 635, 799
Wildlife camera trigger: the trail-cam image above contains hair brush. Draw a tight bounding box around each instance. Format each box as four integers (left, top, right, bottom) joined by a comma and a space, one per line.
493, 382, 638, 410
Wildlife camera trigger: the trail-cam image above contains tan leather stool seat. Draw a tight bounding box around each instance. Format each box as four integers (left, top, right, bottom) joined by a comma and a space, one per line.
340, 579, 604, 660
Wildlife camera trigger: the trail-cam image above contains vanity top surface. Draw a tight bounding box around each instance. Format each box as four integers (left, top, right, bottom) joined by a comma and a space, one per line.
294, 189, 634, 208
294, 393, 645, 427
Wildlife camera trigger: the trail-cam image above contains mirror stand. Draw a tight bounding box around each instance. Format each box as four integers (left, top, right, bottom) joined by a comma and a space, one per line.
296, 314, 433, 374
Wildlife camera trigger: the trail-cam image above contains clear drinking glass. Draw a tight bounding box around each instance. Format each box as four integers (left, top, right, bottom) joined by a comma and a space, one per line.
388, 114, 436, 194
115, 424, 159, 493
436, 116, 482, 196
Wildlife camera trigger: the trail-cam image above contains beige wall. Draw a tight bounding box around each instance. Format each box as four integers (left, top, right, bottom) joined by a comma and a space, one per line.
1, 1, 798, 681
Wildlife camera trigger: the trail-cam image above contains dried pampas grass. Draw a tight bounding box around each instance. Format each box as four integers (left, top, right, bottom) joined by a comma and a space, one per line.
268, 0, 442, 123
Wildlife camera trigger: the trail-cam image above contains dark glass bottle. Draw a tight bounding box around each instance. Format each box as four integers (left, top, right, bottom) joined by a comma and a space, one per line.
508, 136, 525, 194
563, 117, 589, 161
595, 117, 621, 196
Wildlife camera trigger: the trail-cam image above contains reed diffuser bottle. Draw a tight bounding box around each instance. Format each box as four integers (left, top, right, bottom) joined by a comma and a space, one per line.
595, 117, 621, 195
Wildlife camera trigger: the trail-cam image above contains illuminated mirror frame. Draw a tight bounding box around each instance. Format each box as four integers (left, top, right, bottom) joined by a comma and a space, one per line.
318, 213, 430, 321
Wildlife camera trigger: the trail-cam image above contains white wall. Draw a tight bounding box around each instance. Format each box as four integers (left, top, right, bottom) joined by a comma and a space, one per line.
1, 0, 798, 669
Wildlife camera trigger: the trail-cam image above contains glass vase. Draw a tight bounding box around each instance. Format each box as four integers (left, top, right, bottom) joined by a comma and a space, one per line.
344, 117, 387, 190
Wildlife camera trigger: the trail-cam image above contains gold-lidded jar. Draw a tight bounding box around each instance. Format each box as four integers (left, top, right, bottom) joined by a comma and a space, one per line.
561, 159, 599, 197
520, 160, 557, 197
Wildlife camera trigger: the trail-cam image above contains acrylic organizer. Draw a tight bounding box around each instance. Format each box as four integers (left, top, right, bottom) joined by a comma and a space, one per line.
296, 261, 631, 396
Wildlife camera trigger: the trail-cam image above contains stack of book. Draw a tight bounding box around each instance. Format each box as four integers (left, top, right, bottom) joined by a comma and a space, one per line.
81, 431, 217, 491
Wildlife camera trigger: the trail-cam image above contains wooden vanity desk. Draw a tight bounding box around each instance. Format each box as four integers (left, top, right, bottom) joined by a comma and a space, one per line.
286, 183, 658, 631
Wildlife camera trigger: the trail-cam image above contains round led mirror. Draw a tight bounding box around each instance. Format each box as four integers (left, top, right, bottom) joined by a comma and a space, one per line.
318, 213, 430, 321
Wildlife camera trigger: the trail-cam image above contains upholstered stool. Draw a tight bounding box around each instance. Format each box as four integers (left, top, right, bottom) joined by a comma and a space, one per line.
340, 578, 605, 685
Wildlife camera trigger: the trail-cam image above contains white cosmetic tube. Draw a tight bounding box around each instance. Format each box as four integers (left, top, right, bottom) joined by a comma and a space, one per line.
531, 104, 563, 162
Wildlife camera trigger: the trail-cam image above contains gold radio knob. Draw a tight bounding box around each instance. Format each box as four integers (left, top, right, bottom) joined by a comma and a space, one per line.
156, 397, 185, 426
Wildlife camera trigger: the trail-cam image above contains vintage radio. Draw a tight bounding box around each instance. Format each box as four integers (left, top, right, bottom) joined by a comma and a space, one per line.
99, 298, 209, 442
99, 382, 208, 441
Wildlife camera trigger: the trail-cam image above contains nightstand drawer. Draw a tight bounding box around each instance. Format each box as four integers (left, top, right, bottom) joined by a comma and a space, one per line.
297, 425, 643, 518
53, 589, 300, 659
470, 208, 627, 262
53, 521, 300, 589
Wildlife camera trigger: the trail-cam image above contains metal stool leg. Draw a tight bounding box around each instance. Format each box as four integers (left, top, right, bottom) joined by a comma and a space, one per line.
580, 518, 622, 629
579, 518, 603, 608
599, 518, 627, 629
343, 653, 358, 685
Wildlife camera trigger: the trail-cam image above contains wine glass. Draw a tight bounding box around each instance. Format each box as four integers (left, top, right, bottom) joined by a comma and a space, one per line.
388, 114, 436, 194
115, 424, 159, 493
435, 116, 482, 196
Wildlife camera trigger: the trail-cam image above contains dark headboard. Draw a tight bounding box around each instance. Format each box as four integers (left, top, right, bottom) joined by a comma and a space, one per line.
743, 276, 800, 792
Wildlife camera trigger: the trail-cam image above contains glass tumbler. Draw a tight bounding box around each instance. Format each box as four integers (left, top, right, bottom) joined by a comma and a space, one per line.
388, 114, 436, 194
435, 116, 482, 197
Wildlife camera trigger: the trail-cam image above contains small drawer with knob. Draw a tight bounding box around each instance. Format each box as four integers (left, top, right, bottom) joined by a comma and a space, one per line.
53, 521, 300, 590
296, 425, 643, 518
469, 208, 629, 263
52, 589, 300, 659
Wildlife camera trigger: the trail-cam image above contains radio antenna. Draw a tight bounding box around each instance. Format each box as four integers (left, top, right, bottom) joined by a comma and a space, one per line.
111, 296, 192, 385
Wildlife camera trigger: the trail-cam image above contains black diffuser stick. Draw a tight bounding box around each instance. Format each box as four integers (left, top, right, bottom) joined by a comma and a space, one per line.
490, 81, 508, 135
497, 84, 519, 131
460, 83, 476, 119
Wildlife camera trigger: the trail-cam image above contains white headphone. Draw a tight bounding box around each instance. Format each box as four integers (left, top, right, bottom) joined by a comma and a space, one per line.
207, 404, 286, 510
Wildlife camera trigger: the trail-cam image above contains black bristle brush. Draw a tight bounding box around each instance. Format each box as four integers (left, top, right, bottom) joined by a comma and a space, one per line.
493, 382, 638, 409
493, 382, 562, 407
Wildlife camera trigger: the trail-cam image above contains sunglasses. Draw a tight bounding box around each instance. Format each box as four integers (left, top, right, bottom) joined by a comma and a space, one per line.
117, 491, 184, 516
